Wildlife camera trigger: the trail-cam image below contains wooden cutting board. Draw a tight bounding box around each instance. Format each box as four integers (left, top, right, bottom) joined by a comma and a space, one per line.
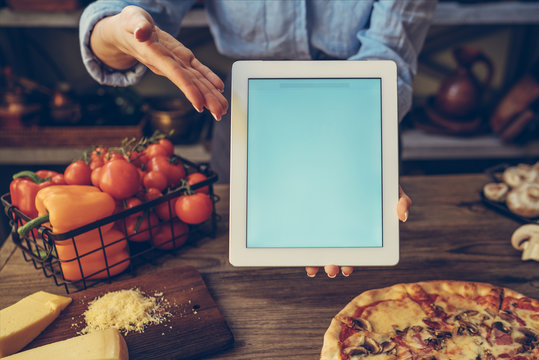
26, 266, 234, 360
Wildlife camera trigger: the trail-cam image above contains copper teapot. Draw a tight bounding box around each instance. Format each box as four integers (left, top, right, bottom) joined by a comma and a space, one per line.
435, 46, 493, 119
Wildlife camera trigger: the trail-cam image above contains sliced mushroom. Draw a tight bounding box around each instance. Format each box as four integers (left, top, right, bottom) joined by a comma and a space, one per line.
344, 346, 369, 356
511, 224, 539, 261
503, 164, 537, 188
499, 310, 515, 323
363, 337, 382, 354
425, 337, 443, 350
483, 182, 509, 202
337, 315, 373, 332
518, 327, 538, 344
434, 330, 453, 340
459, 320, 480, 335
395, 327, 409, 336
493, 321, 512, 334
506, 183, 539, 218
381, 340, 396, 353
411, 325, 424, 333
462, 310, 479, 317
343, 332, 365, 348
351, 318, 373, 332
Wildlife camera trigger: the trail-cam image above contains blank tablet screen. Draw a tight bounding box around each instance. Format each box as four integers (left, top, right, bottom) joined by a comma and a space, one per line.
246, 78, 382, 248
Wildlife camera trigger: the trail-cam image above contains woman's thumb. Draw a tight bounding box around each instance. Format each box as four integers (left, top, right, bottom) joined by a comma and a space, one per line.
121, 5, 155, 42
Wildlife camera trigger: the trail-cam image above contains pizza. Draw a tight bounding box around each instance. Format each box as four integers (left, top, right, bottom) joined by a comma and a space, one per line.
321, 281, 539, 360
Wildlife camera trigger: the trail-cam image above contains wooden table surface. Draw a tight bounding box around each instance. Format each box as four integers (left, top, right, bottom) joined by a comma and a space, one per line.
1, 174, 538, 359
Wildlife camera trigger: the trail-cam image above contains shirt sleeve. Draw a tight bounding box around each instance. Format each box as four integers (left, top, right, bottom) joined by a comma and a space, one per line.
79, 0, 197, 87
349, 0, 437, 122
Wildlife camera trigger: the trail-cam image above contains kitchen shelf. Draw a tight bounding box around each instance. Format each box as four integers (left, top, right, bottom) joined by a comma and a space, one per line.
0, 143, 211, 165
433, 1, 539, 25
0, 7, 208, 28
401, 129, 539, 161
1, 2, 538, 28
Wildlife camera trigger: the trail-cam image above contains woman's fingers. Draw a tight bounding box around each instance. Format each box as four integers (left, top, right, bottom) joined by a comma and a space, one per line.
190, 73, 228, 119
341, 266, 354, 277
324, 265, 340, 278
121, 5, 155, 38
134, 24, 154, 42
191, 57, 225, 92
141, 29, 228, 117
305, 265, 354, 278
305, 266, 319, 277
398, 185, 412, 222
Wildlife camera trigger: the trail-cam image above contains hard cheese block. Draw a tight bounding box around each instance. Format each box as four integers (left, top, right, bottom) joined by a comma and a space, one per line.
27, 266, 234, 360
0, 291, 72, 357
2, 329, 128, 360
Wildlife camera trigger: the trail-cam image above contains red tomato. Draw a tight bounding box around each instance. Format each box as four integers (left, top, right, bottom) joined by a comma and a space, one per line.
121, 212, 159, 242
158, 138, 174, 157
152, 221, 189, 250
145, 143, 169, 159
129, 150, 148, 168
124, 197, 143, 215
147, 156, 186, 188
144, 187, 162, 202
89, 157, 104, 171
143, 170, 168, 192
187, 172, 209, 194
175, 193, 213, 224
91, 167, 102, 187
99, 159, 141, 200
35, 170, 60, 179
105, 151, 126, 162
115, 197, 142, 228
91, 146, 107, 162
51, 173, 66, 185
64, 160, 92, 185
143, 187, 175, 221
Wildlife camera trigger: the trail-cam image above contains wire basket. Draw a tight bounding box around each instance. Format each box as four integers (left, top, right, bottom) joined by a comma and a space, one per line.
1, 156, 219, 293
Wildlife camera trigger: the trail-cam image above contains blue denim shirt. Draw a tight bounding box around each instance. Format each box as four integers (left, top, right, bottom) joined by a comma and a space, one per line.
80, 0, 436, 121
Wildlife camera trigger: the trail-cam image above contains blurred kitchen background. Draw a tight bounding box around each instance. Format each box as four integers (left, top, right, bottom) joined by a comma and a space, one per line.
0, 0, 538, 240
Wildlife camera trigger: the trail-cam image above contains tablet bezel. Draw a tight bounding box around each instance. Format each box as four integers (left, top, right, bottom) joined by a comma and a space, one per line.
229, 60, 399, 267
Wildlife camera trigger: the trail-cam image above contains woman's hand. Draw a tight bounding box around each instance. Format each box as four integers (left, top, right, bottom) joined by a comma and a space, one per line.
305, 185, 412, 278
90, 6, 228, 120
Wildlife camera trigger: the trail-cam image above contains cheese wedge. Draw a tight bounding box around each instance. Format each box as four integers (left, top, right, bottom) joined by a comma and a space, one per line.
2, 329, 129, 360
0, 291, 72, 357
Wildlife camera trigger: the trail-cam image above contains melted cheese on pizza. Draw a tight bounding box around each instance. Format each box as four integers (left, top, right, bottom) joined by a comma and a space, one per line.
362, 297, 424, 334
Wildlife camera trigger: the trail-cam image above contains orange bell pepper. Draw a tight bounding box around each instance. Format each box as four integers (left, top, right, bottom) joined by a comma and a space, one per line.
18, 185, 116, 237
55, 228, 130, 281
17, 185, 130, 281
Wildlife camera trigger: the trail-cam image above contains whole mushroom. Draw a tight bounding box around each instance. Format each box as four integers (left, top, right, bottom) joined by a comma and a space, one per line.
511, 224, 539, 261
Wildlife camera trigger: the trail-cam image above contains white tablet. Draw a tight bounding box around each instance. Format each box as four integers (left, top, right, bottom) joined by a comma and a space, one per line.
229, 60, 399, 267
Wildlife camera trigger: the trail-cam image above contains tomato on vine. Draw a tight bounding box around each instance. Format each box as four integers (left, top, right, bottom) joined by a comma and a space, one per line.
122, 211, 159, 242
143, 170, 168, 192
158, 138, 174, 157
64, 160, 92, 185
145, 143, 169, 159
98, 159, 140, 200
187, 172, 209, 194
175, 192, 213, 224
152, 220, 189, 250
147, 155, 186, 188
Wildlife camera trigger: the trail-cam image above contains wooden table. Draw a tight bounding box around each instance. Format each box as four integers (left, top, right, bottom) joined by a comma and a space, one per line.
1, 174, 538, 359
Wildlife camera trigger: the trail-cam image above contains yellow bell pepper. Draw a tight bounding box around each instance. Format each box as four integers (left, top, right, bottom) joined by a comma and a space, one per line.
18, 185, 115, 236
17, 185, 130, 281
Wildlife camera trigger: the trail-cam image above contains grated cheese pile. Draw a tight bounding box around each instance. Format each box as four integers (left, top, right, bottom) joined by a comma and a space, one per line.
81, 288, 170, 335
